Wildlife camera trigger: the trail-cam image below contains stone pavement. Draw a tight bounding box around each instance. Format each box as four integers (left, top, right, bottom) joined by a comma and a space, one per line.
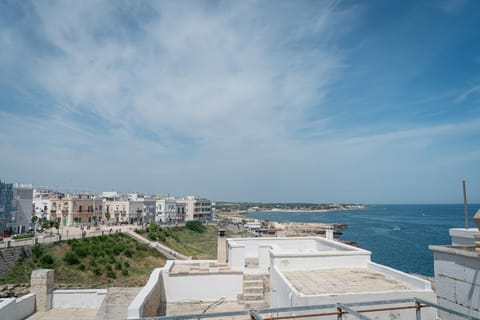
97, 287, 142, 320
283, 268, 412, 295
26, 308, 97, 320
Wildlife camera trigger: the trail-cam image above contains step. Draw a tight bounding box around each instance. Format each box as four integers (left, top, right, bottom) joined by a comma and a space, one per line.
243, 286, 263, 294
245, 300, 269, 309
243, 273, 263, 281
243, 293, 263, 301
243, 280, 263, 288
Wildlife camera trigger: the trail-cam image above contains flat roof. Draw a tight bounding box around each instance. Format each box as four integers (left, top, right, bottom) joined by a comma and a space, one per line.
283, 268, 412, 295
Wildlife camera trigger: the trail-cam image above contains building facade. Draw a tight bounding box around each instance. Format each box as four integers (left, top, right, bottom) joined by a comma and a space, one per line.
184, 196, 212, 221
72, 193, 102, 225
155, 198, 177, 223
0, 180, 15, 236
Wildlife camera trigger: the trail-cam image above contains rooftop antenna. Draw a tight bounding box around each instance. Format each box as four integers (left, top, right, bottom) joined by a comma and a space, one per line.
463, 180, 469, 229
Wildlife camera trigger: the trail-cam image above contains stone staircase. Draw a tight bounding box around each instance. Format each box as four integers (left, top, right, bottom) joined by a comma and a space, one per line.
238, 273, 269, 309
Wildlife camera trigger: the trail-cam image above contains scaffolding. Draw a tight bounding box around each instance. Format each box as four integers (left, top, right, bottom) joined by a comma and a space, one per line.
130, 298, 480, 320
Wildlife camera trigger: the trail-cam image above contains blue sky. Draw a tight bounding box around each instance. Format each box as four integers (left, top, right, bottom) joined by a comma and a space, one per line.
1, 0, 479, 203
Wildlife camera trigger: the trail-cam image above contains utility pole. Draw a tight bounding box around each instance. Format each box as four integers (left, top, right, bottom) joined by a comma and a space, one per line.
463, 180, 469, 229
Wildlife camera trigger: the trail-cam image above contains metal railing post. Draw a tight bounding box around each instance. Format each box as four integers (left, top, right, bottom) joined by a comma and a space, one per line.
415, 300, 422, 320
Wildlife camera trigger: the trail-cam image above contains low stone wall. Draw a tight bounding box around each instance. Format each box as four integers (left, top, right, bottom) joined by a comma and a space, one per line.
0, 246, 33, 277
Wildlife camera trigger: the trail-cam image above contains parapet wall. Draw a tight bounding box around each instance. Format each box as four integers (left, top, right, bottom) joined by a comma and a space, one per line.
0, 293, 36, 320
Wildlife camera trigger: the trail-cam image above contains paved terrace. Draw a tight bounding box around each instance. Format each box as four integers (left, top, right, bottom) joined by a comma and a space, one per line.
283, 268, 412, 295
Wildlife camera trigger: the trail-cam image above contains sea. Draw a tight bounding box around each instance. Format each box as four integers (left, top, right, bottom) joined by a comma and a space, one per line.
247, 204, 480, 276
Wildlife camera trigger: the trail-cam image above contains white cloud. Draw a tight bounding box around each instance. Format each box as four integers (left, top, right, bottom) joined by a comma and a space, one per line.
1, 1, 479, 202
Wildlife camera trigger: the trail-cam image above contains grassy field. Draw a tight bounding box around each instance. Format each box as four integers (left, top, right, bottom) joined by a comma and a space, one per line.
0, 233, 166, 287
136, 223, 218, 259
136, 222, 252, 259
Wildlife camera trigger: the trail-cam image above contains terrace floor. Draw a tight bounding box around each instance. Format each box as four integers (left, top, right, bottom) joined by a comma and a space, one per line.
283, 268, 412, 295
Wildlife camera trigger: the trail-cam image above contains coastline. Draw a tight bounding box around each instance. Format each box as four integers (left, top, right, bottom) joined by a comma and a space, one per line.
246, 205, 366, 214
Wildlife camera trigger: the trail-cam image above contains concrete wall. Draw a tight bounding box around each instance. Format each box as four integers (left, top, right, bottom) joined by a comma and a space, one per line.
162, 261, 243, 302
430, 245, 480, 320
270, 265, 300, 308
52, 289, 107, 308
449, 228, 479, 246
128, 268, 165, 319
271, 251, 371, 272
227, 237, 365, 270
0, 293, 36, 320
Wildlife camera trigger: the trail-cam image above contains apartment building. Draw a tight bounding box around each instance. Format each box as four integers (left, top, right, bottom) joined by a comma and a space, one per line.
128, 194, 144, 224
49, 193, 73, 227
155, 198, 177, 223
184, 196, 212, 221
0, 181, 33, 234
32, 189, 52, 220
72, 193, 102, 225
0, 180, 15, 235
175, 200, 186, 222
143, 198, 157, 224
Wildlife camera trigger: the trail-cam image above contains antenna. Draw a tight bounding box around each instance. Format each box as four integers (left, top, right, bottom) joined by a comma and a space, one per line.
463, 180, 469, 229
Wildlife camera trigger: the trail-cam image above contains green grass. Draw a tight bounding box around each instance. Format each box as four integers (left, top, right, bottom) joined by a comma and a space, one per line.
0, 233, 166, 287
137, 224, 218, 259
137, 223, 249, 259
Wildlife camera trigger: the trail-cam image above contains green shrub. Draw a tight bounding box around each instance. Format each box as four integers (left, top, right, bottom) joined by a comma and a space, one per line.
74, 246, 89, 258
40, 254, 54, 267
123, 261, 130, 268
107, 271, 116, 279
64, 252, 80, 265
32, 245, 44, 258
112, 246, 122, 255
77, 264, 85, 271
88, 258, 96, 267
124, 249, 133, 258
93, 268, 102, 276
115, 262, 122, 270
121, 268, 129, 276
185, 221, 206, 233
12, 233, 34, 240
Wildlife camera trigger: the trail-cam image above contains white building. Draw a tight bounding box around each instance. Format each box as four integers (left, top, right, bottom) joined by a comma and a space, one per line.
32, 189, 52, 220
184, 196, 212, 221
128, 235, 435, 319
155, 198, 177, 223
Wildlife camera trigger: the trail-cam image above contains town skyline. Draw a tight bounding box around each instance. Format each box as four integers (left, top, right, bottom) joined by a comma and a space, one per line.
1, 1, 480, 204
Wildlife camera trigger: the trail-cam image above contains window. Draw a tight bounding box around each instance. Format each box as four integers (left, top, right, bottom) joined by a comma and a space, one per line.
79, 205, 83, 212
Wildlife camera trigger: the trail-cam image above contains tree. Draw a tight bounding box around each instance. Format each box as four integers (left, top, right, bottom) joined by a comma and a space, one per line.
31, 216, 38, 224
185, 221, 206, 233
105, 212, 111, 222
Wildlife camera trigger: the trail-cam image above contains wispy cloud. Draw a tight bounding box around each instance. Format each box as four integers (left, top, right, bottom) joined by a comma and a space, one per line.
1, 0, 479, 203
456, 84, 480, 102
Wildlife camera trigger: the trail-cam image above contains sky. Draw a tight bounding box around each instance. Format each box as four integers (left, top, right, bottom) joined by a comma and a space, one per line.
1, 0, 480, 204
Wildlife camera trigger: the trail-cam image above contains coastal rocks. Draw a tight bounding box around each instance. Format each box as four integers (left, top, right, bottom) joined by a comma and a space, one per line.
0, 283, 30, 298
271, 222, 347, 237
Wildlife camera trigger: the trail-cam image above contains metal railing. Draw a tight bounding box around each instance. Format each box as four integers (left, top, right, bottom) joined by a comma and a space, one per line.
130, 298, 480, 320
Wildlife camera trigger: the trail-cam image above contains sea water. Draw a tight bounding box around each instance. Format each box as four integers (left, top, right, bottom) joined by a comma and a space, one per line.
247, 204, 480, 276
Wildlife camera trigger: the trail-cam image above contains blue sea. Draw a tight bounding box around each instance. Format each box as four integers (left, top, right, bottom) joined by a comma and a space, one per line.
247, 204, 480, 276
